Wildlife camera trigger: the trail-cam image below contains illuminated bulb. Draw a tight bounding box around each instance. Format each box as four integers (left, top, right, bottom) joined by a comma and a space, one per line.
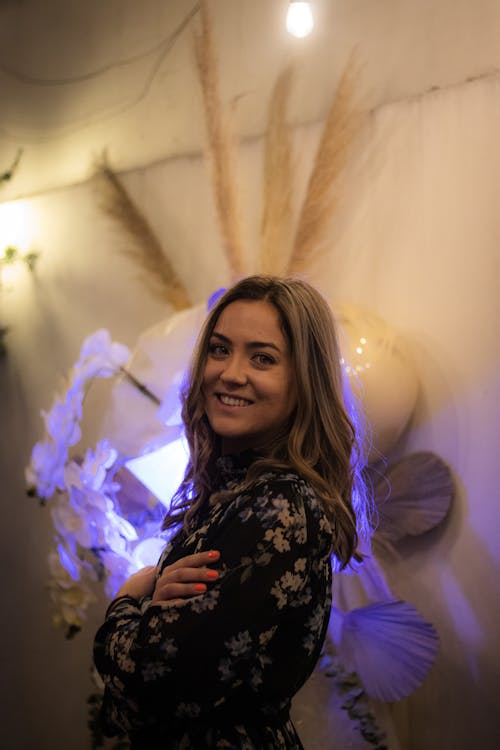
286, 1, 314, 38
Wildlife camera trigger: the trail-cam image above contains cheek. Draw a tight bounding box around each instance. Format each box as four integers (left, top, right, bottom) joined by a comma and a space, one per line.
267, 373, 296, 414
202, 367, 213, 395
283, 376, 297, 415
202, 361, 215, 386
200, 363, 213, 406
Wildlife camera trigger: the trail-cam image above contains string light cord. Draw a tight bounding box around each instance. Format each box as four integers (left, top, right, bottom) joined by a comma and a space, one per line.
0, 3, 200, 143
0, 3, 200, 88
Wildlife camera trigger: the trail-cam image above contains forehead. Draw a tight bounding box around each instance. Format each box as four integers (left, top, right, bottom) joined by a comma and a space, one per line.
214, 300, 287, 347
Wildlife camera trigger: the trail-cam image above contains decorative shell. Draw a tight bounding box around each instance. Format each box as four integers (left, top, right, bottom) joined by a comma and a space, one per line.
372, 451, 454, 544
330, 599, 439, 701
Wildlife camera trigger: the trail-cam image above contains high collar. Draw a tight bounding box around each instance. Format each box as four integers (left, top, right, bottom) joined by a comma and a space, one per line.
214, 449, 260, 490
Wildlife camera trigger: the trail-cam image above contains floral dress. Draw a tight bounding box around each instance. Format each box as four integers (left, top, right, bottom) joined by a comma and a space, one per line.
93, 452, 335, 749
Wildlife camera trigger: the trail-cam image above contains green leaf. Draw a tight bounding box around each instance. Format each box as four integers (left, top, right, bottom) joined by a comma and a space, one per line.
3, 245, 18, 263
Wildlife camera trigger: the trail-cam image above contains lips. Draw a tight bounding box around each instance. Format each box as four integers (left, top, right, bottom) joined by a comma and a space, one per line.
216, 393, 253, 407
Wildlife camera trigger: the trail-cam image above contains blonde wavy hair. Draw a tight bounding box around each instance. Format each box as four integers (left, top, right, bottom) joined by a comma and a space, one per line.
163, 275, 371, 568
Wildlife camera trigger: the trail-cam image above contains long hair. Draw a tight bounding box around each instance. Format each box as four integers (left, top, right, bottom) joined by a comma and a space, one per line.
163, 275, 371, 568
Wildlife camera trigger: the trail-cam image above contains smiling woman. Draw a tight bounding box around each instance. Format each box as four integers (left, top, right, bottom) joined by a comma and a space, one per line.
203, 300, 297, 454
93, 275, 372, 749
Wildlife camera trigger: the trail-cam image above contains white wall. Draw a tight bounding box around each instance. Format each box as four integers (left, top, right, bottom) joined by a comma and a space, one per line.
1, 74, 499, 750
3, 0, 500, 200
318, 75, 500, 749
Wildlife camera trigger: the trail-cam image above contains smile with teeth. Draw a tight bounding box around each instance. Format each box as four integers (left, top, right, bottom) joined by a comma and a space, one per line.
217, 393, 252, 407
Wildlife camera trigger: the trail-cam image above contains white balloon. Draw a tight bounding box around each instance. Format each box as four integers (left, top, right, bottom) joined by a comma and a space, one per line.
333, 304, 419, 459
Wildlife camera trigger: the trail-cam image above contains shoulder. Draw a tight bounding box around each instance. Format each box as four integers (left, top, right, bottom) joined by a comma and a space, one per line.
251, 469, 327, 518
231, 469, 333, 546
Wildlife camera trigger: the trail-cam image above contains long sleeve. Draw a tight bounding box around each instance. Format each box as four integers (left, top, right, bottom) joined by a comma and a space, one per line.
93, 472, 333, 737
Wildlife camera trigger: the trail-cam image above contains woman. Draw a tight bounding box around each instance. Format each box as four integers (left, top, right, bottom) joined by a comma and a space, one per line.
94, 276, 370, 749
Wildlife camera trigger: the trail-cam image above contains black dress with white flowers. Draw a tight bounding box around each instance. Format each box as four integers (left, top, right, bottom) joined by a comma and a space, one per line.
93, 452, 335, 749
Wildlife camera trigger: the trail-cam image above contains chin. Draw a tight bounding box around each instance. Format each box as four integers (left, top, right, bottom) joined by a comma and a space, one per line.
220, 434, 258, 454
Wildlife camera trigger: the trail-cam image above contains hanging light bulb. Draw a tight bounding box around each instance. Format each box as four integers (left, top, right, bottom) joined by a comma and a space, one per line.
286, 1, 314, 38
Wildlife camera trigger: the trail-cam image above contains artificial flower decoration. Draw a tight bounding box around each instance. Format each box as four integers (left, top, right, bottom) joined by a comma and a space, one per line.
26, 329, 129, 503
26, 329, 169, 634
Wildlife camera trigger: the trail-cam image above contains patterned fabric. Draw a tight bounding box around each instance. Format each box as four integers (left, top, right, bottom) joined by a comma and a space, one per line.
93, 452, 334, 749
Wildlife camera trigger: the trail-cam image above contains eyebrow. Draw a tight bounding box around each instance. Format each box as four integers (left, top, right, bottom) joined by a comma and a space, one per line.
210, 331, 282, 353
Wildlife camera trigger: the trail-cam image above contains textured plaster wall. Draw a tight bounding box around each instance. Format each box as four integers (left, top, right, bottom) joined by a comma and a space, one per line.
312, 76, 500, 749
1, 77, 499, 750
2, 0, 500, 199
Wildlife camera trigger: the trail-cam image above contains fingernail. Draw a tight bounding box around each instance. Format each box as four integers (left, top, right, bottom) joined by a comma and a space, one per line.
207, 550, 220, 559
205, 570, 218, 580
194, 583, 207, 593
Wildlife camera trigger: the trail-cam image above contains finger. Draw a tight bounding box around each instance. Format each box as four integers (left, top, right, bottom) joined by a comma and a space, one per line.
157, 566, 219, 584
169, 550, 220, 570
151, 581, 208, 603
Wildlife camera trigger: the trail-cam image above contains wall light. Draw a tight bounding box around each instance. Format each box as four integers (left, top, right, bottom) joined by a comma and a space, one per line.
0, 200, 38, 255
0, 200, 39, 286
286, 1, 314, 38
0, 199, 40, 354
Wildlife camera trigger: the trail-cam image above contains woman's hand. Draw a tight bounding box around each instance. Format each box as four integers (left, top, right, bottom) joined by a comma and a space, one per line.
115, 565, 157, 600
152, 549, 220, 605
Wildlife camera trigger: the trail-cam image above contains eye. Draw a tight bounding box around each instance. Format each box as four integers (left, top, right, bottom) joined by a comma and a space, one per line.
208, 342, 229, 358
253, 352, 275, 367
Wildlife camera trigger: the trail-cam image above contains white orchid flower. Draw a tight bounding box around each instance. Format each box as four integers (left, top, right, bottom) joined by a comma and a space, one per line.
103, 515, 138, 556
64, 441, 118, 497
78, 329, 115, 360
77, 329, 130, 374
50, 582, 96, 630
100, 551, 135, 598
48, 545, 81, 585
65, 330, 130, 397
28, 327, 156, 633
66, 483, 113, 517
51, 498, 96, 550
25, 439, 65, 499
81, 441, 118, 491
69, 357, 115, 392
43, 398, 82, 448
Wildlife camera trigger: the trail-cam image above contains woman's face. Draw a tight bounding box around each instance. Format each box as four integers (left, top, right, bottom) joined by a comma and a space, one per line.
202, 299, 297, 454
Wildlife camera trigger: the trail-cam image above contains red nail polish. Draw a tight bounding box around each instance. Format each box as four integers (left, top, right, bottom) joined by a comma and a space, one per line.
206, 570, 218, 580
207, 550, 220, 559
194, 583, 207, 593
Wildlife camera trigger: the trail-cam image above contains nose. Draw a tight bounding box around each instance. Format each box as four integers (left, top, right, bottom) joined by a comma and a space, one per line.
219, 355, 248, 386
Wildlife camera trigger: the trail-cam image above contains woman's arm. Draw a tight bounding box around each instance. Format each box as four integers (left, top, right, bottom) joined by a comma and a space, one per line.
112, 550, 221, 603
93, 478, 331, 734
